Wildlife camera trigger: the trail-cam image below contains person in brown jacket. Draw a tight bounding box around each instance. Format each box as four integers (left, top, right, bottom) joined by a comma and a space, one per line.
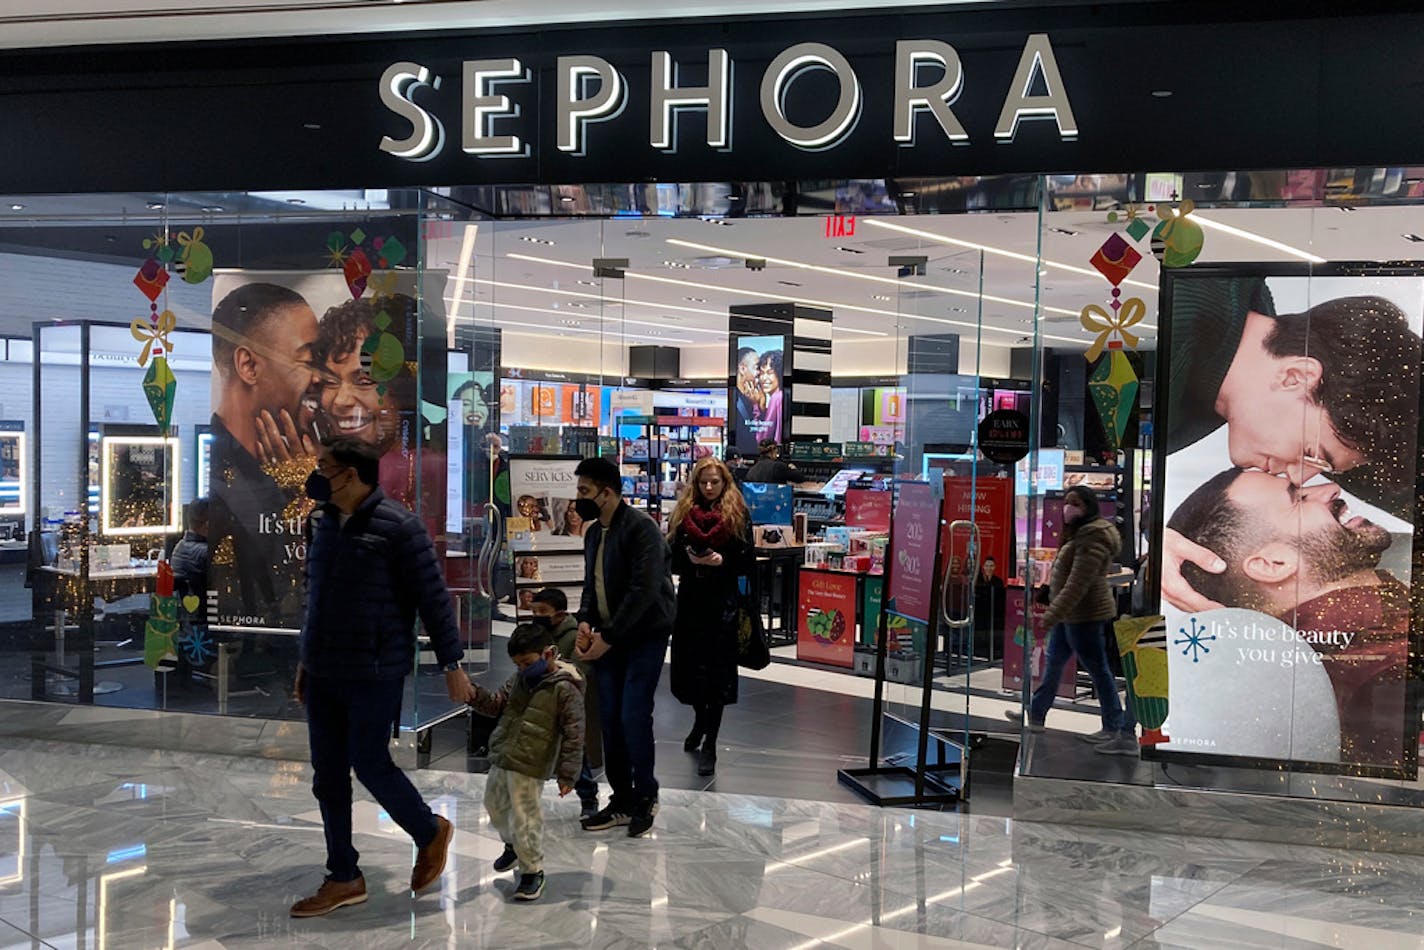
1015, 486, 1136, 755
466, 623, 586, 903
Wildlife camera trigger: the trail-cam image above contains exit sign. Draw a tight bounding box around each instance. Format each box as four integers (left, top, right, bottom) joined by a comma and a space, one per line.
824, 215, 856, 238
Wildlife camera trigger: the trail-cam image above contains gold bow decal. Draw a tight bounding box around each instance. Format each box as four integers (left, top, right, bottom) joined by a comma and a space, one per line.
1081, 297, 1146, 362
131, 308, 177, 366
175, 226, 204, 250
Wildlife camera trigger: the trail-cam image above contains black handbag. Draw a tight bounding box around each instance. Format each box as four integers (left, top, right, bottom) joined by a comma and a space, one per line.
729, 595, 771, 670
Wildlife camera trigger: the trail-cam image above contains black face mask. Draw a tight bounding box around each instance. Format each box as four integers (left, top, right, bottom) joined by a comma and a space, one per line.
574, 494, 603, 523
531, 615, 555, 630
304, 471, 333, 503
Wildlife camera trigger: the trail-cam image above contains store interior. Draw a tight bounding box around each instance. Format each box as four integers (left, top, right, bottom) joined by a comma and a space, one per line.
0, 169, 1421, 808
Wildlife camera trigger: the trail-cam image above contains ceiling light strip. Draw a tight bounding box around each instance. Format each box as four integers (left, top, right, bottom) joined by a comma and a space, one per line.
861, 217, 1158, 292
665, 237, 1080, 317
471, 276, 723, 319
1191, 213, 1329, 263
505, 249, 1077, 342
505, 251, 891, 335
444, 298, 697, 344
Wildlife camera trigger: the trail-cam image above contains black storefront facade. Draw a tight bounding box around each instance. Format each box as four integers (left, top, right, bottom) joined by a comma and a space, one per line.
2, 1, 1424, 848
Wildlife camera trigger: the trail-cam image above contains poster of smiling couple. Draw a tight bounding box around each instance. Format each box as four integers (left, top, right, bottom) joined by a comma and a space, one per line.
206, 269, 447, 630
1154, 264, 1424, 778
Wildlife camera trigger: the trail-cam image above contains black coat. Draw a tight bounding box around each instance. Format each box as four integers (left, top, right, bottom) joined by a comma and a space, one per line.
669, 517, 752, 707
300, 487, 463, 680
577, 502, 676, 648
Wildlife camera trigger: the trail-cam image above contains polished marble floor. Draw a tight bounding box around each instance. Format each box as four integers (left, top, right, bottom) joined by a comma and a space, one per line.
0, 739, 1423, 947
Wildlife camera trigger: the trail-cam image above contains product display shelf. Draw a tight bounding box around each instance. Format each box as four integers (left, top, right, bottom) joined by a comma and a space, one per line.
620, 413, 725, 524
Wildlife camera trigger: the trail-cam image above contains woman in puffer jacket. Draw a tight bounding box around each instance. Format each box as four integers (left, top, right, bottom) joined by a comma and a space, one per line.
1016, 485, 1136, 755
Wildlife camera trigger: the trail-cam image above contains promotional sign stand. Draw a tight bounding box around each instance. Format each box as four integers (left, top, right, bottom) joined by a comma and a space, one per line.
838, 479, 965, 807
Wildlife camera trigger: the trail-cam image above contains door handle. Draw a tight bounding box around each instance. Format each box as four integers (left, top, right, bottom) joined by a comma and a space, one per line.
940, 518, 981, 629
481, 504, 505, 602
474, 502, 497, 598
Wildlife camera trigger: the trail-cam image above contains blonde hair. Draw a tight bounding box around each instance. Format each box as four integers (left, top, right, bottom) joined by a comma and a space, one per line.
669, 457, 748, 539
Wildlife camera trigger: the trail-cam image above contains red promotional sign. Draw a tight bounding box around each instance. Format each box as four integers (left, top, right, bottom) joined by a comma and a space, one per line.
886, 480, 938, 624
797, 568, 857, 668
941, 475, 1013, 579
1001, 583, 1076, 697
844, 488, 891, 531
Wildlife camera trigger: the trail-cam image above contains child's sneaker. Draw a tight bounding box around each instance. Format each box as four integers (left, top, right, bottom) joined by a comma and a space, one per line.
513, 871, 545, 902
492, 844, 518, 873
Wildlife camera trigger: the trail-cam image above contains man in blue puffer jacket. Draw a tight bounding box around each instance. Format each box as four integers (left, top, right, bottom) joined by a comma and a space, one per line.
289, 437, 477, 919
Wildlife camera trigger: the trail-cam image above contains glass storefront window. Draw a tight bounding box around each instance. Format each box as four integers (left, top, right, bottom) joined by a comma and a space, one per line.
1019, 171, 1424, 808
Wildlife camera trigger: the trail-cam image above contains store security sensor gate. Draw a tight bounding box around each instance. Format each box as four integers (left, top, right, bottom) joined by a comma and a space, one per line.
838, 487, 978, 808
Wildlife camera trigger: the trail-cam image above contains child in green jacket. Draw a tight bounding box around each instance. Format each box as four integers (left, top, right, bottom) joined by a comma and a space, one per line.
467, 623, 585, 902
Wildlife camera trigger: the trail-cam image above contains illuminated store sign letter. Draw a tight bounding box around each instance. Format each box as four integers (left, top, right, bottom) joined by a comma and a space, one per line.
760, 43, 862, 150
892, 40, 968, 145
378, 61, 443, 161
463, 58, 531, 157
557, 55, 627, 154
650, 49, 731, 151
994, 33, 1077, 142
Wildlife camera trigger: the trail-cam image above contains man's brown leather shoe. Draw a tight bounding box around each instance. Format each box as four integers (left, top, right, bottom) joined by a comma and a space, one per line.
411, 815, 453, 893
289, 876, 368, 918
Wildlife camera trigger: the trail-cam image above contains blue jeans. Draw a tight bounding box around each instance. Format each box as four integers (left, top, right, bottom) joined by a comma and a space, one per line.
574, 757, 598, 805
595, 631, 669, 809
306, 673, 439, 882
1029, 621, 1131, 733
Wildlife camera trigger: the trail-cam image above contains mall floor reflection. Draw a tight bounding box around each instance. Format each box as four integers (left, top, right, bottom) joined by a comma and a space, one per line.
0, 739, 1423, 948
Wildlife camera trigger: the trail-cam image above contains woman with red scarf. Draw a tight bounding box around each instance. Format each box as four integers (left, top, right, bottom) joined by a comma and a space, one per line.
668, 457, 752, 777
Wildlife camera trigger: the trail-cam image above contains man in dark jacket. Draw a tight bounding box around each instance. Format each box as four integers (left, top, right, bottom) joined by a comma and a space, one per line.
572, 456, 675, 839
745, 439, 805, 484
289, 437, 477, 918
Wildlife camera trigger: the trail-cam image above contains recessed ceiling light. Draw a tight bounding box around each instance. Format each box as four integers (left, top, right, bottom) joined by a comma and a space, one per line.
286, 198, 305, 205
1403, 233, 1424, 243
871, 294, 893, 302
576, 279, 597, 286
662, 260, 690, 269
518, 236, 557, 246
9, 204, 22, 211
559, 319, 581, 326
834, 246, 864, 254
559, 195, 576, 203
1049, 227, 1079, 236
201, 205, 224, 213
900, 191, 916, 198
684, 296, 707, 302
1339, 206, 1357, 212
1151, 89, 1173, 98
147, 202, 165, 210
303, 122, 322, 130
777, 280, 802, 287
725, 194, 741, 201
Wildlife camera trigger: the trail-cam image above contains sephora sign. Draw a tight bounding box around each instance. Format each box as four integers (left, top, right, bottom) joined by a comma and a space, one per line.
377, 34, 1076, 163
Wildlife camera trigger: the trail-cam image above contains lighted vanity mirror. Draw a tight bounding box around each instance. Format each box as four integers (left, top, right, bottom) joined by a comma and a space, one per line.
101, 435, 181, 536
